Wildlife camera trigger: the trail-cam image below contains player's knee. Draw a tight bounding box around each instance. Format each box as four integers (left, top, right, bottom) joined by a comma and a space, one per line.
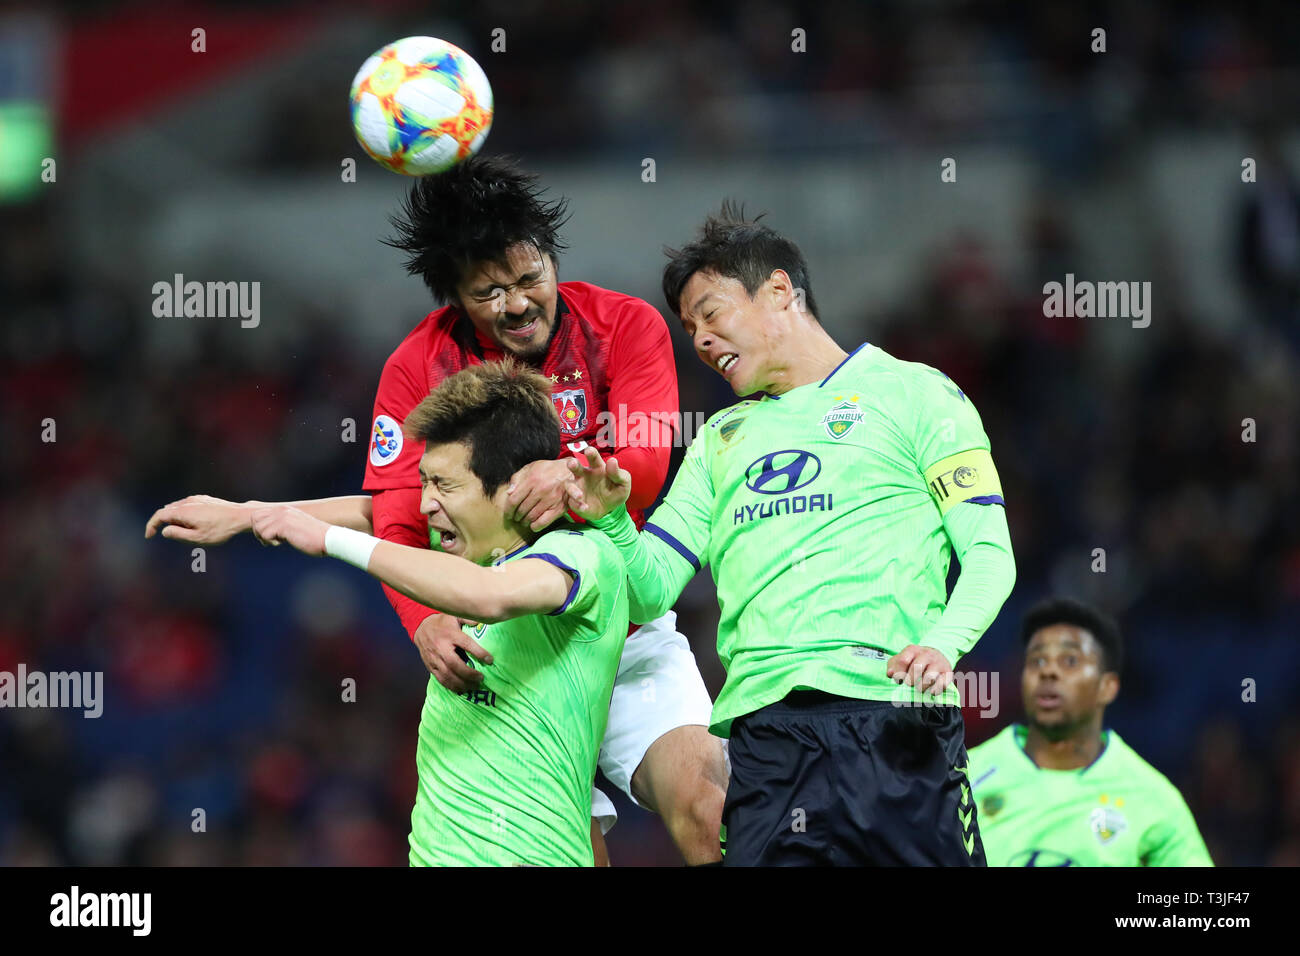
666, 752, 727, 836
634, 726, 728, 817
690, 776, 727, 835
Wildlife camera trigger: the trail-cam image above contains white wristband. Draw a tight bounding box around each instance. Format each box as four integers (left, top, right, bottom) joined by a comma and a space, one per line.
324, 526, 380, 571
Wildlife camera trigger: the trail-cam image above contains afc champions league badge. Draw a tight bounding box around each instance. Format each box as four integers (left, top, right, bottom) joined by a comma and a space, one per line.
552, 388, 589, 435
369, 414, 403, 467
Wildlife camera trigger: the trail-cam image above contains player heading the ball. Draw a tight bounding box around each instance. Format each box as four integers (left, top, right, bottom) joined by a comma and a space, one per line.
145, 155, 727, 865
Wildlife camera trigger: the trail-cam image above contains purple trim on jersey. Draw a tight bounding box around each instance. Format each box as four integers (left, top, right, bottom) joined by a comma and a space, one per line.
1078, 729, 1112, 777
818, 342, 868, 387
1014, 723, 1111, 773
1012, 724, 1039, 769
973, 767, 998, 788
964, 494, 1006, 506
492, 542, 531, 566
645, 523, 702, 572
524, 553, 582, 616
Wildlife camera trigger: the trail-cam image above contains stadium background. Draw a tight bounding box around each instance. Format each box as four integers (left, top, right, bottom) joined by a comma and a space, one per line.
1, 0, 1297, 866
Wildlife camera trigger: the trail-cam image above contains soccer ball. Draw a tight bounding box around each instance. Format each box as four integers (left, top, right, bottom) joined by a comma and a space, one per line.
349, 36, 493, 176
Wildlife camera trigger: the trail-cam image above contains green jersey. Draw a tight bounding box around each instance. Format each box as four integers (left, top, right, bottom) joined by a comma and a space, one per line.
408, 525, 628, 866
968, 724, 1213, 867
595, 343, 1014, 736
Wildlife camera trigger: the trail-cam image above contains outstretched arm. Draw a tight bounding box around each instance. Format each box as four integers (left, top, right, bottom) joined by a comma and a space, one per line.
145, 494, 373, 543
249, 505, 572, 623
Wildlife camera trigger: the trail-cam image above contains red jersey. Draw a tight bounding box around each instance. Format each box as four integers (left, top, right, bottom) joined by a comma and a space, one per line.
362, 280, 678, 639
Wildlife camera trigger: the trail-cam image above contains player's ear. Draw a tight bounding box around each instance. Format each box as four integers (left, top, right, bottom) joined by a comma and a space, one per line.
1098, 672, 1119, 707
767, 269, 793, 308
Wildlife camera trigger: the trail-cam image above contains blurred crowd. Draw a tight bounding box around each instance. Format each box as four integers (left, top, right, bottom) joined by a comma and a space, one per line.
2, 0, 1299, 866
257, 0, 1300, 164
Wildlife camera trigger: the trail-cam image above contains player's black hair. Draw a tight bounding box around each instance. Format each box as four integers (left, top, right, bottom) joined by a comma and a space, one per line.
384, 155, 570, 304
403, 359, 561, 497
1020, 597, 1124, 675
662, 199, 820, 321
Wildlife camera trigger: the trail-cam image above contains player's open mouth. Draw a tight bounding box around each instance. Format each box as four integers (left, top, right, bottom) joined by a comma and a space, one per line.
431, 525, 459, 552
717, 353, 739, 378
501, 317, 539, 339
1035, 692, 1062, 709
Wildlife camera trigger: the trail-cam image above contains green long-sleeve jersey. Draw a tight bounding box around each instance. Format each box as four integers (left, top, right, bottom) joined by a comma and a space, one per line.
593, 343, 1016, 736
969, 725, 1214, 866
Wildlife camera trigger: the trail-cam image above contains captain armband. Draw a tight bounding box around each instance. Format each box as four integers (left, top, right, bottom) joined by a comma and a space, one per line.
923, 448, 1004, 516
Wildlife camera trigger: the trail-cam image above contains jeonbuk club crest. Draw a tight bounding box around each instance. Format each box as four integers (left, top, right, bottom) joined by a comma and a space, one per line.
1089, 806, 1127, 845
822, 397, 864, 440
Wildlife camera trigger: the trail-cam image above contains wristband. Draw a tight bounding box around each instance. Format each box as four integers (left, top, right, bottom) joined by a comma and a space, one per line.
324, 526, 380, 571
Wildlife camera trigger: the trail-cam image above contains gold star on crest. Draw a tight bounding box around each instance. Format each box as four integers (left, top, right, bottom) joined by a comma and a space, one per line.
572, 369, 583, 380
550, 374, 559, 384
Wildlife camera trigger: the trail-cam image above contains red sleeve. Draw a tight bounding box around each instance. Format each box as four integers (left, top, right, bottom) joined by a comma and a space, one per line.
607, 299, 677, 511
363, 334, 439, 640
372, 486, 439, 640
362, 341, 428, 492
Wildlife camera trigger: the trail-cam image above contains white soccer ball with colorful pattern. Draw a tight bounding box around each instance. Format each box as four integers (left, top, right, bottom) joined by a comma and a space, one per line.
349, 36, 493, 176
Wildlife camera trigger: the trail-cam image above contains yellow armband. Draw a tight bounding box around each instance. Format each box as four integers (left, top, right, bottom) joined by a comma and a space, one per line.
924, 448, 1004, 516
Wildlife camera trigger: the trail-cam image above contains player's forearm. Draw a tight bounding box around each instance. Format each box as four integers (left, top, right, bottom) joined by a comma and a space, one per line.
247, 496, 374, 533
355, 539, 564, 623
920, 504, 1016, 664
361, 541, 511, 622
591, 504, 693, 623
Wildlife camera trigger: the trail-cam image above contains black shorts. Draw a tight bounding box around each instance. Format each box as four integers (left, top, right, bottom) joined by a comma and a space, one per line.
721, 691, 984, 866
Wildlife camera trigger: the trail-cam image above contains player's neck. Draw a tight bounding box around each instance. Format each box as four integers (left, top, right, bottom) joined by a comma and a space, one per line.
1024, 719, 1105, 771
763, 326, 849, 395
478, 528, 535, 566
